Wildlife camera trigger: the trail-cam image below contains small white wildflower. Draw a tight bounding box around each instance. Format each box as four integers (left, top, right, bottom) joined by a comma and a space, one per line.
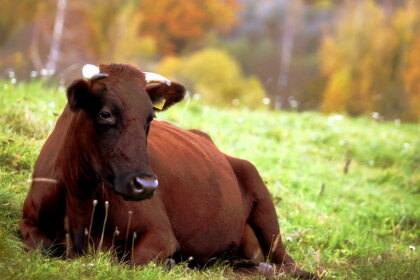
232, 99, 240, 106
327, 115, 344, 126
371, 112, 380, 120
11, 78, 17, 84
288, 96, 299, 109
262, 97, 271, 105
30, 70, 38, 78
49, 102, 55, 109
8, 71, 15, 78
409, 245, 416, 251
286, 236, 293, 242
236, 117, 244, 124
88, 263, 95, 267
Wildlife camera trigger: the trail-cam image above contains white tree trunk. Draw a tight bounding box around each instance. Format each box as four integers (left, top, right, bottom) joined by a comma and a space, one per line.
275, 0, 302, 109
46, 0, 67, 75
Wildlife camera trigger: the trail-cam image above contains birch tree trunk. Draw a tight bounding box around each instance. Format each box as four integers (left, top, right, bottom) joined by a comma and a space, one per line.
275, 0, 302, 109
46, 0, 67, 75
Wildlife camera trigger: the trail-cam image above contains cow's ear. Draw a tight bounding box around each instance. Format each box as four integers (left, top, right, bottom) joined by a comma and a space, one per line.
66, 79, 97, 112
146, 82, 186, 111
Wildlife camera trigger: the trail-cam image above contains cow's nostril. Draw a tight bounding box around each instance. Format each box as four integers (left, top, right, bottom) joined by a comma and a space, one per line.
133, 177, 144, 192
126, 176, 158, 200
132, 177, 158, 191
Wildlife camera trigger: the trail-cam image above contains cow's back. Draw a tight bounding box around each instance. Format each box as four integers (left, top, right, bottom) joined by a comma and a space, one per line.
148, 121, 246, 259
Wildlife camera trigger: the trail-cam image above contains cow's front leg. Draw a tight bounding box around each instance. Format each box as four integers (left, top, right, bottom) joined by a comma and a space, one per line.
130, 229, 179, 265
20, 183, 66, 256
20, 219, 65, 256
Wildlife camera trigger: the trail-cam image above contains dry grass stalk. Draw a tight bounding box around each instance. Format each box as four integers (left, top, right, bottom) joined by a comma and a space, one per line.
131, 232, 137, 264
98, 200, 109, 251
111, 226, 120, 249
124, 210, 133, 253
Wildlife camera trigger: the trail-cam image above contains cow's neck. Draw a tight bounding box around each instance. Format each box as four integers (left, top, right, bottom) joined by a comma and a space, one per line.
61, 115, 106, 254
62, 115, 101, 199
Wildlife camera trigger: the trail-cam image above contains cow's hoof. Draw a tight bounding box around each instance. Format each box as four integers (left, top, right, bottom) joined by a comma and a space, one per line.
257, 262, 274, 278
164, 258, 176, 270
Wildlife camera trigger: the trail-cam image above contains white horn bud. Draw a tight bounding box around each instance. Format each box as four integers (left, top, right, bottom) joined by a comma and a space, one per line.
82, 64, 108, 80
144, 72, 171, 86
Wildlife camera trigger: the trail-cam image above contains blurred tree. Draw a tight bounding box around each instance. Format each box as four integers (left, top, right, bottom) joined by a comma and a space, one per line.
400, 1, 420, 119
0, 0, 41, 46
140, 0, 240, 54
157, 48, 267, 108
321, 0, 384, 115
320, 0, 420, 120
221, 0, 333, 111
46, 0, 68, 74
404, 37, 420, 119
98, 1, 156, 63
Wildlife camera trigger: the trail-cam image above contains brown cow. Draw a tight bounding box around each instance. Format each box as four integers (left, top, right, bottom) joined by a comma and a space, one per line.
20, 63, 316, 279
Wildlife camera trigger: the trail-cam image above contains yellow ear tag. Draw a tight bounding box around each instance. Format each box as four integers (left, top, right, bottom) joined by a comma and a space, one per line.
153, 98, 166, 110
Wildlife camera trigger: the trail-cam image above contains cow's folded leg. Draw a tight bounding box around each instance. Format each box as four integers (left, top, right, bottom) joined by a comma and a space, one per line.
20, 219, 64, 257
130, 230, 178, 266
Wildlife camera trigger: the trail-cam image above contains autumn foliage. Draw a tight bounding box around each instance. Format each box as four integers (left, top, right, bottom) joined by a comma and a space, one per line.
157, 48, 266, 108
1, 0, 420, 119
320, 0, 420, 120
140, 0, 240, 54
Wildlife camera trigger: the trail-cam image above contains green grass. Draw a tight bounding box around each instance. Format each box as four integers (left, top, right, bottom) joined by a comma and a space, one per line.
0, 80, 419, 279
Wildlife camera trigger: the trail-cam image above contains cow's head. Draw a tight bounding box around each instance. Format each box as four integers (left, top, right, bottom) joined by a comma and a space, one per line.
66, 63, 185, 201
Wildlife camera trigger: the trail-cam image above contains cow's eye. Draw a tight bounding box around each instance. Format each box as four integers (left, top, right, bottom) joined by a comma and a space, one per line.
97, 109, 116, 127
99, 111, 112, 120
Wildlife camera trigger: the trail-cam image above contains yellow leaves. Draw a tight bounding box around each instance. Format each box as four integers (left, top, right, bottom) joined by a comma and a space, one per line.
156, 56, 183, 79
320, 0, 420, 120
322, 68, 351, 113
108, 6, 156, 63
156, 48, 266, 109
320, 35, 339, 75
403, 37, 420, 119
392, 0, 420, 42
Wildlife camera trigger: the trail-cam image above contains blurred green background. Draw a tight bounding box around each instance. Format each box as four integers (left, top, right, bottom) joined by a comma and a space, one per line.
1, 0, 420, 121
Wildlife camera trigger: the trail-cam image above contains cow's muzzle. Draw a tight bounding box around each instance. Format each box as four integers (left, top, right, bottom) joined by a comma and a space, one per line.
130, 176, 158, 199
114, 173, 158, 201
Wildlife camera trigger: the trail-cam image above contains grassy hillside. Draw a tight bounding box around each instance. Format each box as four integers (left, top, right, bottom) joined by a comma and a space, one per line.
0, 80, 419, 279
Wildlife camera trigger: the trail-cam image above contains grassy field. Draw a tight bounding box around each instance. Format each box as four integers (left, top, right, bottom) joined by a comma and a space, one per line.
0, 80, 419, 279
